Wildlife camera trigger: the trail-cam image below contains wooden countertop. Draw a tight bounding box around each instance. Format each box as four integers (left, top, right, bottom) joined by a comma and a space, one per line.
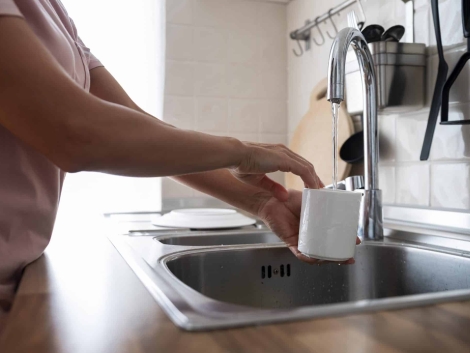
1, 219, 470, 353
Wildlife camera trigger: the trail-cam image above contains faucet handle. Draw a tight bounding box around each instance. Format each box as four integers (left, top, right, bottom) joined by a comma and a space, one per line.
345, 175, 364, 191
323, 181, 347, 190
324, 175, 364, 191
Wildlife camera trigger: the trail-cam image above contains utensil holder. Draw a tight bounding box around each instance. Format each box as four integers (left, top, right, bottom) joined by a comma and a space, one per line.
345, 42, 426, 115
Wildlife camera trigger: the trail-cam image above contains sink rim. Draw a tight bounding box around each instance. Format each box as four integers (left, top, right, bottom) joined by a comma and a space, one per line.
108, 230, 470, 331
154, 228, 283, 246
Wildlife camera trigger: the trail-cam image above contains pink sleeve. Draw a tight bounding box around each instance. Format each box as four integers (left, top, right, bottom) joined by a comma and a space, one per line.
53, 1, 102, 70
0, 0, 23, 18
77, 37, 104, 70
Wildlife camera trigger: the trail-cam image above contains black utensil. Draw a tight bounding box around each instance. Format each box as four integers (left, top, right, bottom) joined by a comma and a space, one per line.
420, 0, 449, 160
361, 24, 385, 43
340, 131, 364, 164
382, 25, 405, 42
440, 0, 470, 125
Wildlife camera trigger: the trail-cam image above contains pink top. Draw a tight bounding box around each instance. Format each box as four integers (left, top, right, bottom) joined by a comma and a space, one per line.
0, 0, 102, 319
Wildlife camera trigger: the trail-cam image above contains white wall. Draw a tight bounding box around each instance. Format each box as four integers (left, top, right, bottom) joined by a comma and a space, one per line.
163, 0, 288, 199
56, 0, 164, 222
287, 0, 470, 212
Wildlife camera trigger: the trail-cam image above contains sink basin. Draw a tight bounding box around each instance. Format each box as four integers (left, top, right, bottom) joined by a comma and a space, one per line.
156, 230, 282, 246
109, 227, 470, 331
166, 245, 470, 309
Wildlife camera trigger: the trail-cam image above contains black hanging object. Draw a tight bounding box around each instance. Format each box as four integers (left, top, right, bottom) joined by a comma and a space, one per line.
382, 25, 405, 42
420, 0, 449, 161
361, 24, 385, 43
440, 0, 470, 125
340, 131, 364, 164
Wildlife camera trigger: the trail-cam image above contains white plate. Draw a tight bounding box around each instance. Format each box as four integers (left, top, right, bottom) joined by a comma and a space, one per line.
152, 208, 256, 229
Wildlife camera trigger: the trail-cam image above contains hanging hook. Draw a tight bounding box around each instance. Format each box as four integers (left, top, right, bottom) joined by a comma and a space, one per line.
292, 38, 303, 57
326, 9, 338, 40
312, 17, 325, 46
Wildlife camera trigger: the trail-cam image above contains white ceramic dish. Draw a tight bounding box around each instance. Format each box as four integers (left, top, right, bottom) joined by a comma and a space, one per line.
152, 208, 257, 229
298, 188, 363, 261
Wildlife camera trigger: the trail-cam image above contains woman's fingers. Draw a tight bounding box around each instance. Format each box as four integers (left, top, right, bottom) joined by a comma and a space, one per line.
232, 142, 323, 194
257, 176, 289, 201
278, 154, 319, 189
289, 246, 322, 264
277, 145, 323, 189
236, 173, 289, 201
289, 246, 356, 265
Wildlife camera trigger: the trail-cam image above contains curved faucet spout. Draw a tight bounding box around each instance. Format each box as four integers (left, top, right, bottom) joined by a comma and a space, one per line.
326, 27, 383, 241
327, 28, 372, 103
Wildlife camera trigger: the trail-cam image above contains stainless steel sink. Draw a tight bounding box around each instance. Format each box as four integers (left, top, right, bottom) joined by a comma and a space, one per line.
156, 229, 282, 246
166, 245, 470, 309
108, 223, 470, 331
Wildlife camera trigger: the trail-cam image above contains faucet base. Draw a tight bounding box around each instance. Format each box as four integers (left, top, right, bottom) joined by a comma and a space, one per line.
358, 189, 383, 241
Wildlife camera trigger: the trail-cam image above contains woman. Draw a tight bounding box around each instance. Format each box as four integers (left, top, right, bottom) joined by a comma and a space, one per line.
0, 0, 356, 328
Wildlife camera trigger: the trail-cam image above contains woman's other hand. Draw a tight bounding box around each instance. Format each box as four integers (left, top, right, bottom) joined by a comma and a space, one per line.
256, 189, 360, 264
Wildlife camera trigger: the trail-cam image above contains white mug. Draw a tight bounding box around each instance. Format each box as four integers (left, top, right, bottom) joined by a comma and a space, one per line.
298, 188, 363, 261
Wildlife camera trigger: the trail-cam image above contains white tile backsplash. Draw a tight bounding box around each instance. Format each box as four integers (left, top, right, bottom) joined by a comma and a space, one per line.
166, 25, 194, 60
226, 63, 259, 98
165, 61, 194, 96
258, 2, 286, 35
259, 133, 287, 145
414, 4, 430, 46
430, 104, 470, 160
165, 0, 288, 198
227, 28, 258, 64
195, 97, 228, 132
379, 166, 395, 204
193, 62, 227, 97
224, 0, 259, 32
228, 99, 260, 133
395, 112, 428, 162
166, 0, 192, 25
259, 33, 287, 70
431, 163, 470, 210
396, 164, 430, 206
428, 0, 465, 49
193, 27, 227, 62
193, 0, 228, 28
259, 100, 287, 134
259, 67, 287, 99
164, 96, 194, 129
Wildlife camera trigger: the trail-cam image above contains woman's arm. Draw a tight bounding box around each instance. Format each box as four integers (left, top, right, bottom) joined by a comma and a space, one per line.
89, 67, 290, 209
0, 17, 238, 176
0, 17, 320, 194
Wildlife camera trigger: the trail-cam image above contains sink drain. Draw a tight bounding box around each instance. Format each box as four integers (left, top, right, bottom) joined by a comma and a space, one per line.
261, 264, 290, 279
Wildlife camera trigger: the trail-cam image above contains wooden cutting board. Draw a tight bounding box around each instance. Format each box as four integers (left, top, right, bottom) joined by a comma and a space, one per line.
286, 78, 354, 190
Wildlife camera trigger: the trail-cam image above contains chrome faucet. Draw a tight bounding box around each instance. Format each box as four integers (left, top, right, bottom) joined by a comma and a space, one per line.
326, 27, 383, 241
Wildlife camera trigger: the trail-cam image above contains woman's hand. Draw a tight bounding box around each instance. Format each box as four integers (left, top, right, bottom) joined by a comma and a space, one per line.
256, 188, 360, 264
230, 142, 323, 202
